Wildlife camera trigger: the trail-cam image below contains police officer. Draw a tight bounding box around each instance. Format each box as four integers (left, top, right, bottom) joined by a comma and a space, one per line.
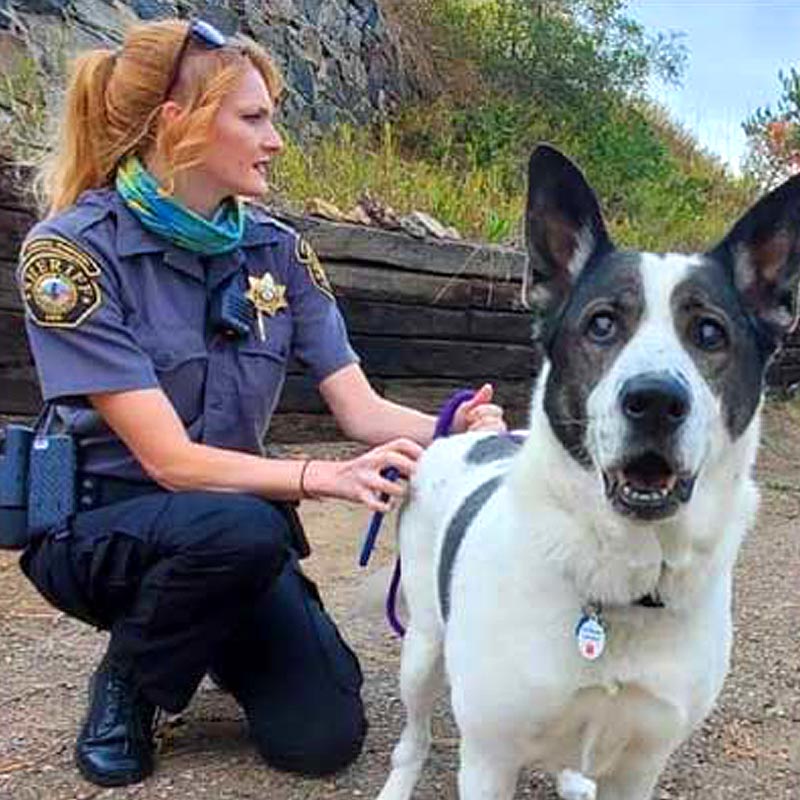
16, 16, 504, 789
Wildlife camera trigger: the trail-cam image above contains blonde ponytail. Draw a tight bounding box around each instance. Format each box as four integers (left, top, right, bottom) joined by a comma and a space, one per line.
40, 49, 118, 214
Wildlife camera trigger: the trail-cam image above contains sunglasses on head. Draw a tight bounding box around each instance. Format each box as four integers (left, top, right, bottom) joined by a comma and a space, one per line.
161, 19, 229, 103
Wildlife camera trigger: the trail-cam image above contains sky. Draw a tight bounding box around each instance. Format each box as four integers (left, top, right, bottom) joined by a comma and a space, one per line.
627, 0, 800, 173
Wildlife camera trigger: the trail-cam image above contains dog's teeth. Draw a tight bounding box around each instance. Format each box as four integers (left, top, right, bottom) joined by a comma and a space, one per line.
620, 483, 670, 503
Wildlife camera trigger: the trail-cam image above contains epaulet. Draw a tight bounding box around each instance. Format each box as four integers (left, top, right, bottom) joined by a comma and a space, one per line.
243, 200, 299, 241
29, 190, 114, 243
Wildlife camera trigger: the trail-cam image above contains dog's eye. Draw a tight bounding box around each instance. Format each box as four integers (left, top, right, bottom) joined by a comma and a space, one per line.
586, 311, 618, 343
692, 317, 728, 351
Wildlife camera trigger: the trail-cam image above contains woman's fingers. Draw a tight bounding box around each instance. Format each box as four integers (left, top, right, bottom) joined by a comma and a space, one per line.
378, 437, 425, 461
370, 472, 407, 497
466, 402, 506, 432
381, 450, 419, 479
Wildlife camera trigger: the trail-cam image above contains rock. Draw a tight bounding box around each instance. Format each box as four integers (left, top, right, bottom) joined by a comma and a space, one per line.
5, 0, 424, 142
357, 191, 402, 230
343, 204, 372, 226
305, 197, 347, 222
401, 209, 460, 240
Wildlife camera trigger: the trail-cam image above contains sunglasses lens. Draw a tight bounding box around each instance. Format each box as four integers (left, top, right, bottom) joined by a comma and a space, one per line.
191, 19, 226, 48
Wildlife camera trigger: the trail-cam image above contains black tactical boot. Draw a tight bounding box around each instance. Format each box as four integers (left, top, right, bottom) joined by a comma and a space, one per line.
75, 654, 157, 786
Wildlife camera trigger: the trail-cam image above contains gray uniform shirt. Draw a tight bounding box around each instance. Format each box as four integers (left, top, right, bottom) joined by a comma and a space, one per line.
18, 189, 358, 480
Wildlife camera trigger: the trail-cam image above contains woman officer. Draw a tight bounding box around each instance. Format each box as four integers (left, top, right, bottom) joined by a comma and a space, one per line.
16, 17, 504, 789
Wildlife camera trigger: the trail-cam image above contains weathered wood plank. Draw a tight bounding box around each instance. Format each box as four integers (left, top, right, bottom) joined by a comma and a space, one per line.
0, 260, 21, 313
328, 262, 523, 311
0, 312, 31, 361
338, 298, 533, 343
277, 373, 535, 419
0, 363, 41, 414
277, 212, 526, 281
0, 158, 36, 211
268, 412, 344, 443
349, 335, 537, 379
0, 206, 35, 253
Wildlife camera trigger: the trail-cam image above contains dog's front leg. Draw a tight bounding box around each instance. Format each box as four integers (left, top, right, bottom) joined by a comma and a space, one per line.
377, 627, 444, 800
458, 737, 521, 800
595, 747, 669, 800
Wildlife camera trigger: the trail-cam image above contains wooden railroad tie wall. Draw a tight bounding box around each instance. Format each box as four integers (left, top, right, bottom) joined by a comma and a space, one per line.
4, 153, 800, 441
0, 156, 537, 441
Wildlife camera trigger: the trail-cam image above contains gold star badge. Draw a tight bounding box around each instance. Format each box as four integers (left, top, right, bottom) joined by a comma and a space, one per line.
245, 272, 288, 341
246, 273, 287, 316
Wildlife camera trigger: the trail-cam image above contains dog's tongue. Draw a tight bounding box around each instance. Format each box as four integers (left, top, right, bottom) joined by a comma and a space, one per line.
623, 453, 676, 491
626, 472, 677, 491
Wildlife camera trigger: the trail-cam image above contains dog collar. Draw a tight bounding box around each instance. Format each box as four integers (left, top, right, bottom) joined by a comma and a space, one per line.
576, 592, 664, 661
633, 592, 664, 608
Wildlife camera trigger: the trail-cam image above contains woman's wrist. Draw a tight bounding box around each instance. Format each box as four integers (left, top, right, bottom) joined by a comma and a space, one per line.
298, 458, 334, 500
299, 459, 315, 499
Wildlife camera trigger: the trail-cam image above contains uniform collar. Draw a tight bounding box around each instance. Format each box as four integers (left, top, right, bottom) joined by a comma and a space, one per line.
113, 193, 279, 282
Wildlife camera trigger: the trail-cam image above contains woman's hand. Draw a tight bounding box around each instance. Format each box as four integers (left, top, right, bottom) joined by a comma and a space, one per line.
303, 437, 424, 512
452, 383, 507, 434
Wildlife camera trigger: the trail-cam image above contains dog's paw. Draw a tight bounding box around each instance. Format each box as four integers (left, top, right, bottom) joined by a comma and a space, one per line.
557, 769, 597, 800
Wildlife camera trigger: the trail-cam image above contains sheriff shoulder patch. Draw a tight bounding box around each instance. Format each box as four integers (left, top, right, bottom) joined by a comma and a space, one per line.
20, 236, 102, 328
295, 236, 334, 300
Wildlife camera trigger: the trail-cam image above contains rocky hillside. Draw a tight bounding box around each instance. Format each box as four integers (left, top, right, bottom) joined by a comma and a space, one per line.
0, 0, 424, 142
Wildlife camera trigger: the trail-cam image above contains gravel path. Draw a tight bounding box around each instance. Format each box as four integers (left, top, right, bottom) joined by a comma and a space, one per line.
2, 404, 800, 799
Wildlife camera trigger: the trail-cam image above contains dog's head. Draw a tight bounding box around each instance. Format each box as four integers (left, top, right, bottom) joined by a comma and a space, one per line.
526, 145, 800, 521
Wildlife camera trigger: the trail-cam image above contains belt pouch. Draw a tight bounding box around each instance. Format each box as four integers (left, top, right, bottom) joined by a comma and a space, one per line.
0, 425, 33, 549
27, 433, 77, 536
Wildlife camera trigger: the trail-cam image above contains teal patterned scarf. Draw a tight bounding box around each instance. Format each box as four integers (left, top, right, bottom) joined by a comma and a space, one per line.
115, 155, 245, 255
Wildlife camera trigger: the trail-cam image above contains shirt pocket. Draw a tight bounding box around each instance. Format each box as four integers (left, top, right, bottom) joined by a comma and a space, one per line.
235, 312, 292, 419
130, 321, 208, 425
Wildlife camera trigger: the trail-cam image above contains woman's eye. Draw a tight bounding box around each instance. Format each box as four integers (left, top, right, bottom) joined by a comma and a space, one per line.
586, 311, 618, 344
692, 317, 728, 351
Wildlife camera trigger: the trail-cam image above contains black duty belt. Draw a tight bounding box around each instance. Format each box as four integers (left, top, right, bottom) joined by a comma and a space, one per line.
76, 473, 163, 511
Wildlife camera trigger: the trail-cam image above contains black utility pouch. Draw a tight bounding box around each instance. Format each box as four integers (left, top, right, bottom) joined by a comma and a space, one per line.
209, 271, 254, 338
0, 425, 34, 549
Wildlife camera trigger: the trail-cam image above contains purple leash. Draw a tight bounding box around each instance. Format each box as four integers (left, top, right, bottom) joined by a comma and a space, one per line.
360, 389, 476, 637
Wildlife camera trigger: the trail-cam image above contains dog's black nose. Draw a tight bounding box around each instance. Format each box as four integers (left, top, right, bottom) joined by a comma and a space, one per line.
620, 373, 690, 433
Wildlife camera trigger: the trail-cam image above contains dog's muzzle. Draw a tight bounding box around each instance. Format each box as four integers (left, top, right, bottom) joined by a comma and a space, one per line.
603, 373, 696, 520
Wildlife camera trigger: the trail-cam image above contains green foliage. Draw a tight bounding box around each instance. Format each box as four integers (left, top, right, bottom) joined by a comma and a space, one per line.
271, 121, 524, 245
743, 68, 800, 188
0, 0, 755, 255
428, 0, 686, 104
273, 94, 755, 251
0, 53, 50, 161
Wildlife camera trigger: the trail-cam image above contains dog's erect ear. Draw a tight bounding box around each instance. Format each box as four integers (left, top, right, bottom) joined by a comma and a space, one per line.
709, 174, 800, 343
524, 145, 612, 336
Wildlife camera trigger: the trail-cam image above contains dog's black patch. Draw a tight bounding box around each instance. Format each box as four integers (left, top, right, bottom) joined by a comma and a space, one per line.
465, 435, 524, 465
438, 476, 503, 621
673, 257, 773, 438
544, 252, 644, 466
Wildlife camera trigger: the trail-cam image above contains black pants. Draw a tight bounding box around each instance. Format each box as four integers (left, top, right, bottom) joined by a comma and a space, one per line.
20, 490, 366, 776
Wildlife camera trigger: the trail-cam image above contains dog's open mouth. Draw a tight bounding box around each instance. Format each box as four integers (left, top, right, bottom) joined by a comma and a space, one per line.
603, 451, 696, 520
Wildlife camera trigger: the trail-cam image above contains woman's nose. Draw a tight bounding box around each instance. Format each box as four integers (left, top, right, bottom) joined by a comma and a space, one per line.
264, 123, 284, 153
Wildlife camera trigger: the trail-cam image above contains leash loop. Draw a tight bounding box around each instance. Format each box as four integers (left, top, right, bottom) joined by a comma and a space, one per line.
360, 389, 476, 637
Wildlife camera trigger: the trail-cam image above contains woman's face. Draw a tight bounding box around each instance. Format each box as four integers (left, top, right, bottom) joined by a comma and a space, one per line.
195, 63, 284, 205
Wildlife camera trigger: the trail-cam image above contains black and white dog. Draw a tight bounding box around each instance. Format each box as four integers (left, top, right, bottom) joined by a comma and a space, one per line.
377, 145, 800, 800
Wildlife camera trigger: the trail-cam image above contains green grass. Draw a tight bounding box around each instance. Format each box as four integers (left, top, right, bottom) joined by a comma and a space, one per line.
272, 100, 758, 252
271, 122, 524, 244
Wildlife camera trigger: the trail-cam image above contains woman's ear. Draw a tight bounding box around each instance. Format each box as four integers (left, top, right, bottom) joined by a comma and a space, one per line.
158, 100, 184, 127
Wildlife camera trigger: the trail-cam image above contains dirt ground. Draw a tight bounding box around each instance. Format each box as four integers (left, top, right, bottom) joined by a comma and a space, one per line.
2, 403, 800, 800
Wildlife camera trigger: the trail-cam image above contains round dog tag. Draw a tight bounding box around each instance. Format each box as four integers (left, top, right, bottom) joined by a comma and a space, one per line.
576, 614, 606, 661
